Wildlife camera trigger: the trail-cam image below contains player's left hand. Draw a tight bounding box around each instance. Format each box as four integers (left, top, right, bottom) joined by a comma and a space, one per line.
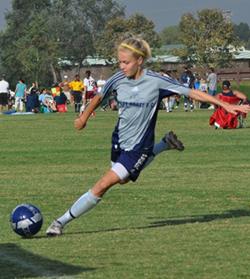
74, 117, 86, 130
223, 104, 250, 115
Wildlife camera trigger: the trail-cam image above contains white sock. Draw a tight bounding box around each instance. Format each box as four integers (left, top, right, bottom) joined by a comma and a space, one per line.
57, 190, 101, 226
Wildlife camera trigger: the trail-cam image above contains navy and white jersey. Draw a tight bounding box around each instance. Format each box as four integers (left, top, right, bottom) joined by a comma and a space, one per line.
99, 69, 190, 152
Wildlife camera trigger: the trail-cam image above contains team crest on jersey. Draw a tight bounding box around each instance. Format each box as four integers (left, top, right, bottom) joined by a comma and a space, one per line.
131, 86, 139, 92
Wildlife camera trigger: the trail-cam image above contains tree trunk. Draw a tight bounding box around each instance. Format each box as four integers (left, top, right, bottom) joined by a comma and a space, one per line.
50, 63, 58, 83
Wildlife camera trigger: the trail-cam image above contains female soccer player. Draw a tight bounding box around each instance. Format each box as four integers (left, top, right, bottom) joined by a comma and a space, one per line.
46, 36, 250, 236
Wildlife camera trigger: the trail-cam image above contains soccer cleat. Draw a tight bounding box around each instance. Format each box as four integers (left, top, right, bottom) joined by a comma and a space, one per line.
46, 220, 63, 236
163, 131, 184, 151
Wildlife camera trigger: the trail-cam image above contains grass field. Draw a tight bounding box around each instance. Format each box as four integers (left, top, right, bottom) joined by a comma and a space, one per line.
0, 107, 250, 279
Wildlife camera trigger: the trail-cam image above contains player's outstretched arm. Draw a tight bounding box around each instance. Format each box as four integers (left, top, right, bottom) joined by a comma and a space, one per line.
74, 94, 102, 130
189, 89, 250, 115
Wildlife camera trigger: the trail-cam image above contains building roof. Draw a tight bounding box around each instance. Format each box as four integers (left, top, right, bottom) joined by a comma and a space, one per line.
59, 49, 250, 67
82, 56, 115, 66
234, 50, 250, 60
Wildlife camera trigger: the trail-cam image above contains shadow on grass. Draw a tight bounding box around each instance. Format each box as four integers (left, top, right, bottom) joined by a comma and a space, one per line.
148, 209, 250, 227
62, 209, 250, 235
0, 243, 95, 279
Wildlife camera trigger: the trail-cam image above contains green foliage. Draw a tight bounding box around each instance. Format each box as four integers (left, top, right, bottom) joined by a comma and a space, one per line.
234, 22, 250, 49
95, 13, 160, 60
175, 9, 239, 68
0, 108, 250, 279
13, 13, 59, 85
50, 0, 124, 67
0, 0, 124, 86
0, 0, 52, 86
159, 25, 181, 45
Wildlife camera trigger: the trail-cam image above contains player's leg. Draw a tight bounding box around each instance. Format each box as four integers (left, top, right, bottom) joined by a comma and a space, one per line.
154, 131, 184, 154
169, 96, 175, 112
189, 98, 194, 111
46, 169, 124, 236
143, 131, 184, 169
184, 96, 188, 112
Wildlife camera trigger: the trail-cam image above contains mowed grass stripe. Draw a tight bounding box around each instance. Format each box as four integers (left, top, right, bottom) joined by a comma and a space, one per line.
0, 108, 250, 279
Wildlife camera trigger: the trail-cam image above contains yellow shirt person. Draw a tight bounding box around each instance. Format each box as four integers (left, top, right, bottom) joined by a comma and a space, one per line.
69, 76, 84, 92
69, 74, 84, 113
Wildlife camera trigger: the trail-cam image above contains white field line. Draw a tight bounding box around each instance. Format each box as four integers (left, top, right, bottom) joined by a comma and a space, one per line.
0, 251, 76, 278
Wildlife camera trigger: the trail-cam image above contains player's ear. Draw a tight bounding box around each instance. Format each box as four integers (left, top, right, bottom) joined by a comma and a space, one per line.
138, 56, 144, 65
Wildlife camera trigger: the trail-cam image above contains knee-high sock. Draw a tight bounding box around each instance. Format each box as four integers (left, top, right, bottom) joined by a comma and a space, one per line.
57, 190, 101, 227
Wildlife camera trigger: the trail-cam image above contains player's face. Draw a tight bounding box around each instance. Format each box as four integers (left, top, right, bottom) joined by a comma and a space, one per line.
118, 49, 143, 79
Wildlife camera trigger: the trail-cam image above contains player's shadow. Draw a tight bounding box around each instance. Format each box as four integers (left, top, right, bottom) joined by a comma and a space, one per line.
147, 209, 250, 228
0, 243, 95, 279
69, 208, 250, 235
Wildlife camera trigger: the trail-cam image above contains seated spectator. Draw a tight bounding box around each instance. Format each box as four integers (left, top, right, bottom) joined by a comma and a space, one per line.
51, 83, 61, 97
59, 75, 71, 104
41, 90, 57, 113
27, 82, 38, 95
54, 89, 68, 113
209, 80, 248, 129
26, 87, 40, 113
8, 90, 15, 110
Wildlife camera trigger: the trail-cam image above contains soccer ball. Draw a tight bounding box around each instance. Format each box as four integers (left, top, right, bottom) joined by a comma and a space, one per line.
10, 204, 43, 237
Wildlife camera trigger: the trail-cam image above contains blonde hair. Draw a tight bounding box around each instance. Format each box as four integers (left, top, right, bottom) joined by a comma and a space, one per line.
118, 37, 151, 60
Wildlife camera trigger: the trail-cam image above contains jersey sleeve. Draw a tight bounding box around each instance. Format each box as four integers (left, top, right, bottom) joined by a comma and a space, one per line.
158, 75, 191, 99
97, 71, 124, 101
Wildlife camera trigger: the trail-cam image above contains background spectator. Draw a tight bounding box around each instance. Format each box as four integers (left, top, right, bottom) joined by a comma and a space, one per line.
209, 80, 248, 128
180, 67, 195, 112
0, 74, 9, 112
14, 78, 27, 112
26, 87, 40, 113
69, 74, 84, 113
59, 75, 71, 104
83, 70, 96, 107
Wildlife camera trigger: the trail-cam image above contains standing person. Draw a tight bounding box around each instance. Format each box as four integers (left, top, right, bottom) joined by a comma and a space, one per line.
14, 79, 27, 112
207, 67, 217, 96
207, 67, 217, 109
180, 67, 195, 112
46, 36, 250, 236
97, 74, 106, 93
69, 74, 84, 113
83, 70, 96, 109
160, 69, 175, 112
97, 75, 108, 111
0, 74, 9, 112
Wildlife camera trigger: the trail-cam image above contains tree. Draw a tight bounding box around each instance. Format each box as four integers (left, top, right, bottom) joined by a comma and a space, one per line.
96, 13, 160, 61
159, 25, 181, 45
48, 0, 125, 72
14, 12, 59, 85
0, 0, 124, 86
233, 22, 250, 48
174, 9, 238, 68
0, 0, 52, 86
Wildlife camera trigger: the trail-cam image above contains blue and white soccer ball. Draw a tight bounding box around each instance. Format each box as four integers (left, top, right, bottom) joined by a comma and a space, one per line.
10, 204, 43, 237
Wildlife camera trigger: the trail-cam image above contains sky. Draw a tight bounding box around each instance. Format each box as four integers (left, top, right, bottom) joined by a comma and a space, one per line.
1, 0, 250, 32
